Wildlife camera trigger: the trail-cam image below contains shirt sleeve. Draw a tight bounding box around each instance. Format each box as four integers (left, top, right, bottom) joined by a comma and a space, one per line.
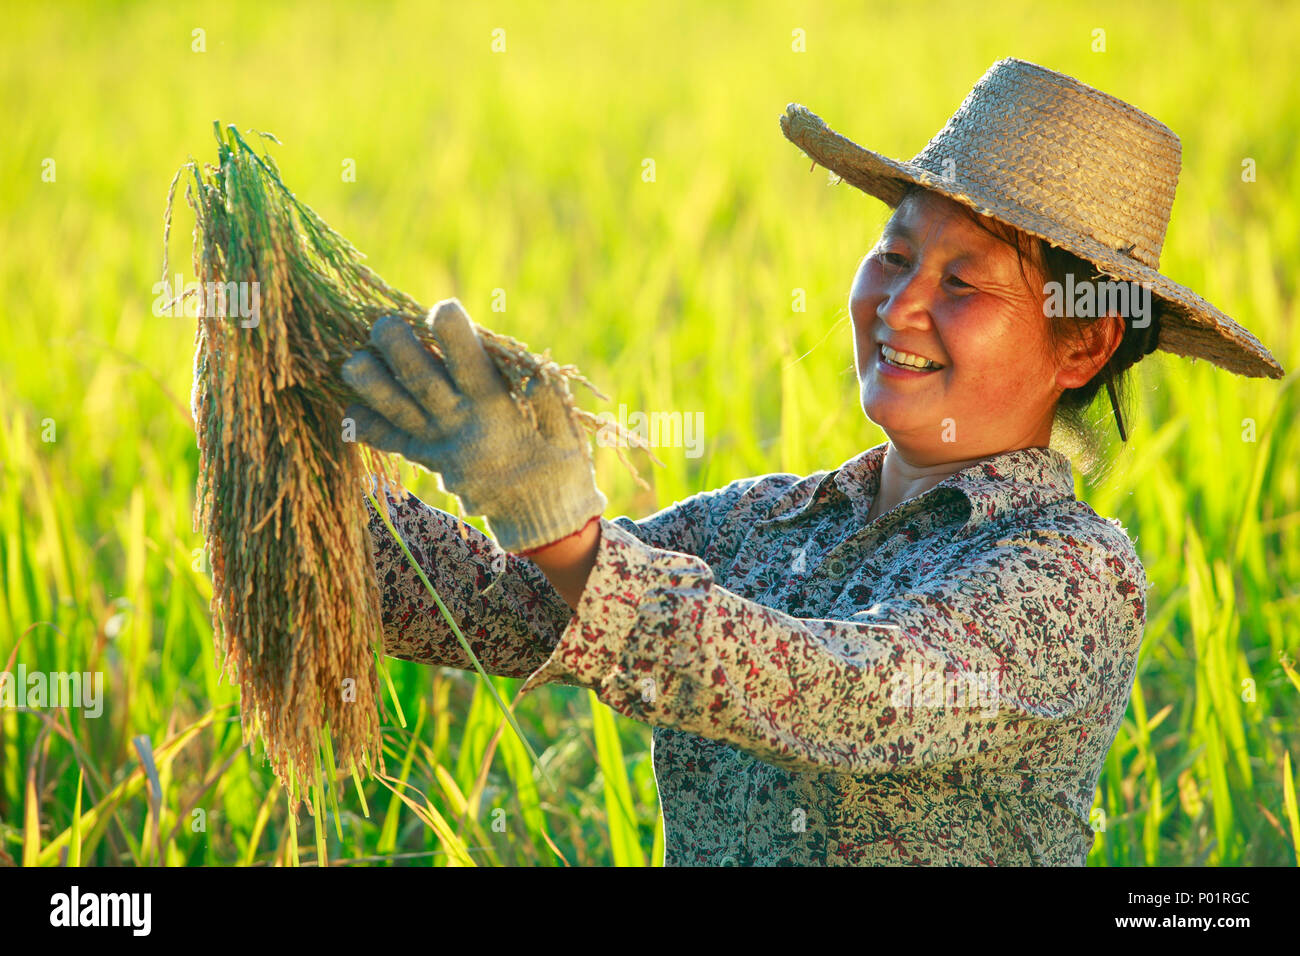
365, 486, 574, 678
365, 473, 794, 677
605, 473, 795, 559
519, 515, 1147, 777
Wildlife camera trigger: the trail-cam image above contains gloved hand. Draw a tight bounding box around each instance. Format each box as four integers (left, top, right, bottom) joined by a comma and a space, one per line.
341, 299, 606, 554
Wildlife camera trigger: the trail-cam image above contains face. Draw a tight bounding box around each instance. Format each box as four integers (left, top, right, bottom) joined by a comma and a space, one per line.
849, 189, 1064, 465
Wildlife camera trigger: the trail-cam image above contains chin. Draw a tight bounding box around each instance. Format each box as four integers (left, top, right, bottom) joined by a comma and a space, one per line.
861, 389, 920, 432
862, 407, 913, 442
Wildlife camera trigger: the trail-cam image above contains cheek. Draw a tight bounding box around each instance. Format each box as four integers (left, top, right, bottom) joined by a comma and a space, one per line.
849, 260, 881, 325
942, 311, 1056, 395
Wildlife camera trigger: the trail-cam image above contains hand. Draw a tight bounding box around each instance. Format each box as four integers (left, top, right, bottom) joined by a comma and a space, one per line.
341, 299, 606, 554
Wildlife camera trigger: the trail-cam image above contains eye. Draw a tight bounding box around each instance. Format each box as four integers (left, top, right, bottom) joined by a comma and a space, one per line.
880, 252, 909, 267
946, 273, 975, 291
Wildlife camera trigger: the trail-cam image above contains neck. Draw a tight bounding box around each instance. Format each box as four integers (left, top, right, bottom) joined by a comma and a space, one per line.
868, 442, 991, 521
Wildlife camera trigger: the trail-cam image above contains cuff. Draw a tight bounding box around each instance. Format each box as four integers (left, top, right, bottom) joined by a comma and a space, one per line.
487, 465, 608, 554
519, 517, 665, 695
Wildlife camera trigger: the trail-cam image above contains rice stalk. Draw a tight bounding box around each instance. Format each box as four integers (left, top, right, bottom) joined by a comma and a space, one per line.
165, 122, 655, 816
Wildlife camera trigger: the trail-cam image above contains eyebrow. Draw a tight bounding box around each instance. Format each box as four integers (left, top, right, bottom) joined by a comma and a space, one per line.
878, 218, 1012, 271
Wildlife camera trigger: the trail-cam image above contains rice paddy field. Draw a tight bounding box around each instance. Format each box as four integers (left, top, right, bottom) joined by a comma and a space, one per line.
2, 0, 1298, 867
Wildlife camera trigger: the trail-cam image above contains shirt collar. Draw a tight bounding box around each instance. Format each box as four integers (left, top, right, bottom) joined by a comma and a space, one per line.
826, 440, 1078, 536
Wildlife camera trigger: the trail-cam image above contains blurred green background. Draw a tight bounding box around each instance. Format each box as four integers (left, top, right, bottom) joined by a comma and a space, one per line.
1, 0, 1297, 865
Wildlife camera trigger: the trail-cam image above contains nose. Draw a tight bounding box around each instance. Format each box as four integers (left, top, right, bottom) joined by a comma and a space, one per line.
876, 265, 935, 334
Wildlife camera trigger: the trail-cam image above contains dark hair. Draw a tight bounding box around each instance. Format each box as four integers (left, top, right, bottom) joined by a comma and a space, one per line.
894, 183, 1161, 458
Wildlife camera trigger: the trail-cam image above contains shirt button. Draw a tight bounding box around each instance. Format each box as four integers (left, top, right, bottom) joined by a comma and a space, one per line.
825, 557, 847, 578
671, 644, 692, 667
719, 854, 738, 866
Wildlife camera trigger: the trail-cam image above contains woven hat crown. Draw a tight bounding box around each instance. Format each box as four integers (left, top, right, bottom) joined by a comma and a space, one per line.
910, 59, 1180, 270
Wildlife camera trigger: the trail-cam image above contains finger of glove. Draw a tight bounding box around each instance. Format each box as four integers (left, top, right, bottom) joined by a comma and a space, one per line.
342, 350, 436, 437
370, 315, 461, 422
344, 403, 418, 460
524, 376, 581, 445
428, 299, 504, 401
410, 435, 480, 501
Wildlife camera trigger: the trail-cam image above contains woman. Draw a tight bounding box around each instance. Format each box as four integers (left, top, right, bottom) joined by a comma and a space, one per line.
340, 58, 1284, 865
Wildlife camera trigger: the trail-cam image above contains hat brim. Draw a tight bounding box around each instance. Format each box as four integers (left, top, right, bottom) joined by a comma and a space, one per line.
780, 104, 1285, 380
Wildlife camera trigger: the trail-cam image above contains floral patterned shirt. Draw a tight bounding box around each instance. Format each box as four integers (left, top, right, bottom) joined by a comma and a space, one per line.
364, 440, 1148, 866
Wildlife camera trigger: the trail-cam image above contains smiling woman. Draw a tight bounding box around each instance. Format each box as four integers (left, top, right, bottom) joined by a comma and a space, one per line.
346, 58, 1285, 866
852, 187, 1096, 464
873, 182, 1164, 455
852, 183, 1157, 492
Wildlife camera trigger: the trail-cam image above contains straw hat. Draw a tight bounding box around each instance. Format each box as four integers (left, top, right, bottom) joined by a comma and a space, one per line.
779, 57, 1285, 383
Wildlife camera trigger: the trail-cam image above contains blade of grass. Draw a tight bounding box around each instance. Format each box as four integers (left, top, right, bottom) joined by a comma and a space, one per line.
132, 735, 163, 867
1284, 751, 1300, 867
373, 644, 407, 730
433, 764, 504, 867
284, 802, 300, 868
377, 700, 427, 856
241, 784, 281, 866
348, 757, 371, 819
38, 709, 220, 866
374, 772, 477, 867
365, 487, 554, 790
68, 767, 83, 868
311, 739, 329, 867
588, 691, 645, 867
22, 725, 47, 867
320, 723, 345, 840
1280, 655, 1300, 696
494, 688, 553, 860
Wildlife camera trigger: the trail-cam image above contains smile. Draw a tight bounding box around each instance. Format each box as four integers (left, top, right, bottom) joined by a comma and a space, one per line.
878, 343, 944, 372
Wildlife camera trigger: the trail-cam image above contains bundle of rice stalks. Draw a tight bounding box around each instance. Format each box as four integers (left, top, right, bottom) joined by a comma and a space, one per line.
162, 122, 653, 821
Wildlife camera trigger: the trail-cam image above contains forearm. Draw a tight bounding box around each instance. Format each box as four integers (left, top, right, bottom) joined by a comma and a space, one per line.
521, 519, 1131, 783
366, 486, 575, 677
518, 473, 794, 606
516, 515, 603, 610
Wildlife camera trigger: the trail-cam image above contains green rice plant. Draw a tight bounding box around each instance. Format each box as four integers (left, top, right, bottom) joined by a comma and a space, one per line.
588, 691, 645, 867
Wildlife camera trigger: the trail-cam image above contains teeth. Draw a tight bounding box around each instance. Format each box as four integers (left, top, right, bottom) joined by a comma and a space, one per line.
880, 344, 941, 370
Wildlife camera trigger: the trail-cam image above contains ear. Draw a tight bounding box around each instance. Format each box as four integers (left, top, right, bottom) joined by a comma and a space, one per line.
1055, 313, 1125, 390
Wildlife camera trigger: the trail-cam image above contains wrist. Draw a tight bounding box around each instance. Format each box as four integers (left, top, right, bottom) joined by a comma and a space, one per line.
514, 513, 602, 560
517, 516, 603, 610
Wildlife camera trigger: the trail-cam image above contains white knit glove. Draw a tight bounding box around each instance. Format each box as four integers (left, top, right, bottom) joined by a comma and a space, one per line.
341, 300, 606, 553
